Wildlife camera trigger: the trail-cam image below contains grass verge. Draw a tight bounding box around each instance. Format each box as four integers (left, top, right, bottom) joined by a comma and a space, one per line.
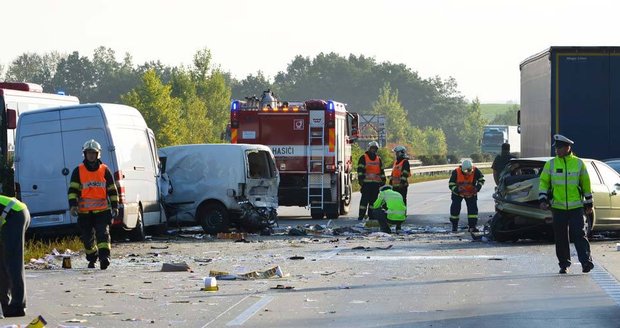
25, 236, 83, 263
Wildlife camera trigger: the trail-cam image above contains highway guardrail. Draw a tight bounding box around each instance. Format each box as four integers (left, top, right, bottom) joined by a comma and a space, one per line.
353, 162, 492, 180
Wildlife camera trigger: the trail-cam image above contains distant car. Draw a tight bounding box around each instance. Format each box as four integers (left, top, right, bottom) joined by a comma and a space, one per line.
604, 158, 620, 174
491, 157, 620, 241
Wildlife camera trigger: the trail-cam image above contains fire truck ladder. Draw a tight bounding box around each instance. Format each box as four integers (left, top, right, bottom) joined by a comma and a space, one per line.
307, 123, 325, 210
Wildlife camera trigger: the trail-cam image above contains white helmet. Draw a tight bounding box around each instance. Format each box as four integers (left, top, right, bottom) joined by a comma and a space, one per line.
82, 139, 102, 159
367, 141, 379, 150
461, 159, 473, 172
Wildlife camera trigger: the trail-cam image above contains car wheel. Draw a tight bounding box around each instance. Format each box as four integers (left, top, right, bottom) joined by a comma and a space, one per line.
198, 203, 230, 235
128, 209, 146, 242
489, 212, 517, 242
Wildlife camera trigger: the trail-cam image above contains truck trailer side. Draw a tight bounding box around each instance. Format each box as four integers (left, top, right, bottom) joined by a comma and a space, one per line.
520, 46, 620, 159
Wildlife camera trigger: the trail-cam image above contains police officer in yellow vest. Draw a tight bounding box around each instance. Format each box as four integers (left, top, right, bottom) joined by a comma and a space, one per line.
0, 196, 30, 318
68, 139, 119, 270
449, 159, 485, 232
539, 134, 594, 274
357, 141, 386, 220
390, 145, 411, 205
370, 185, 406, 234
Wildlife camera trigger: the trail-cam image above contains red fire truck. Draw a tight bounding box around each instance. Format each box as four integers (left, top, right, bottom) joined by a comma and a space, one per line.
230, 91, 359, 219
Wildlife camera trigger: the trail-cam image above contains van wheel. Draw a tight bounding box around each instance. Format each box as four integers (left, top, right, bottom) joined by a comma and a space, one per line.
199, 203, 230, 235
128, 209, 146, 242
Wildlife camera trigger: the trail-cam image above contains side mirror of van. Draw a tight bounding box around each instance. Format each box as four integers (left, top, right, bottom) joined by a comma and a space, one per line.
6, 109, 17, 129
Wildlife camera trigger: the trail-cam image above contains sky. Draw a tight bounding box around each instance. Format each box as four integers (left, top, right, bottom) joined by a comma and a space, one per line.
2, 0, 620, 103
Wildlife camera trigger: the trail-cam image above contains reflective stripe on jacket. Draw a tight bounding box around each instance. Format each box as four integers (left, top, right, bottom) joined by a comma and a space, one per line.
363, 153, 382, 183
372, 189, 406, 221
78, 163, 109, 212
538, 153, 592, 210
0, 195, 26, 227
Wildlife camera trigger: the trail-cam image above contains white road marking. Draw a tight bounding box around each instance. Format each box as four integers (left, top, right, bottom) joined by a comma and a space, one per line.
332, 255, 508, 261
201, 295, 251, 328
591, 264, 620, 307
227, 296, 275, 326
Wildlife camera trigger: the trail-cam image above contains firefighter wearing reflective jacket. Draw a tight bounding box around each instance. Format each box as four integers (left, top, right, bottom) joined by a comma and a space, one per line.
539, 134, 594, 275
370, 185, 406, 234
390, 145, 410, 205
357, 141, 386, 220
0, 196, 30, 318
68, 139, 118, 270
449, 159, 484, 232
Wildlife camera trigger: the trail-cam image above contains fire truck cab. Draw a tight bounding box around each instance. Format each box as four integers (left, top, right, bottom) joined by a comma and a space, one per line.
230, 91, 359, 220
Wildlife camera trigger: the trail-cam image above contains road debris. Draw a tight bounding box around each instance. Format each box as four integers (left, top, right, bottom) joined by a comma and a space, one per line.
161, 262, 192, 272
209, 266, 284, 280
270, 285, 294, 290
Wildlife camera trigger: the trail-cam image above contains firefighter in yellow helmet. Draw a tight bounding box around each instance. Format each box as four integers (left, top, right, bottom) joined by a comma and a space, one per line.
390, 145, 410, 205
67, 139, 119, 270
539, 134, 593, 274
448, 159, 485, 232
0, 196, 30, 318
356, 141, 386, 220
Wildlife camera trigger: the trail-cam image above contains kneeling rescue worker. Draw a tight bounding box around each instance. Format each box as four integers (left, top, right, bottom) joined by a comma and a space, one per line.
448, 159, 484, 232
370, 185, 406, 234
68, 139, 119, 270
0, 195, 30, 318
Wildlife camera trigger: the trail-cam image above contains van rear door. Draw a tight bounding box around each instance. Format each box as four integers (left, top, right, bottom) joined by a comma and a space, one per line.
17, 106, 109, 228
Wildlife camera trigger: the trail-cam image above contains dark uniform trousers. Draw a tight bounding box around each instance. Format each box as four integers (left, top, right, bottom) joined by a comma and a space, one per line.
78, 210, 112, 262
450, 194, 478, 225
393, 186, 408, 205
552, 208, 592, 269
358, 183, 381, 219
0, 208, 30, 313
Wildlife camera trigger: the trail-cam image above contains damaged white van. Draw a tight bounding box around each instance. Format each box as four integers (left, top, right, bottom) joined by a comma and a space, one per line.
159, 144, 279, 234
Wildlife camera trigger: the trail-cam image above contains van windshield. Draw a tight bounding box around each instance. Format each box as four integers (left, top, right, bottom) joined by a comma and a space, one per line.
247, 150, 276, 179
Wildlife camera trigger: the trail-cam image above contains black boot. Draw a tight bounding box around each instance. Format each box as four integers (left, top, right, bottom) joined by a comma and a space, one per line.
450, 220, 459, 232
468, 218, 479, 232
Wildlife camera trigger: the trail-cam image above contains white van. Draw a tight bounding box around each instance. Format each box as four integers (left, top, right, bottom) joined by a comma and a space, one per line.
14, 103, 166, 240
159, 144, 279, 234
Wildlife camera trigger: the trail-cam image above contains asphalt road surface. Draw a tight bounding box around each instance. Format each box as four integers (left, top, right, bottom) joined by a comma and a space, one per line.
4, 179, 620, 327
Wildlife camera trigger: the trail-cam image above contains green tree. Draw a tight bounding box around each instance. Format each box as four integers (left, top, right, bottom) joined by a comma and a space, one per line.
191, 48, 232, 142
459, 97, 488, 156
371, 83, 409, 145
230, 71, 272, 100
491, 104, 519, 125
169, 68, 212, 144
51, 51, 95, 98
121, 70, 183, 147
5, 52, 64, 91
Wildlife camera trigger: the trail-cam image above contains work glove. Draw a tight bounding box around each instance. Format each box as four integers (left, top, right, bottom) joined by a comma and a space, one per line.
70, 206, 79, 217
539, 199, 550, 211
111, 208, 119, 219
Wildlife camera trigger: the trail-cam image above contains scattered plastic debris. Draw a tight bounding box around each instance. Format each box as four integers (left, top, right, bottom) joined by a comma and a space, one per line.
289, 256, 305, 260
